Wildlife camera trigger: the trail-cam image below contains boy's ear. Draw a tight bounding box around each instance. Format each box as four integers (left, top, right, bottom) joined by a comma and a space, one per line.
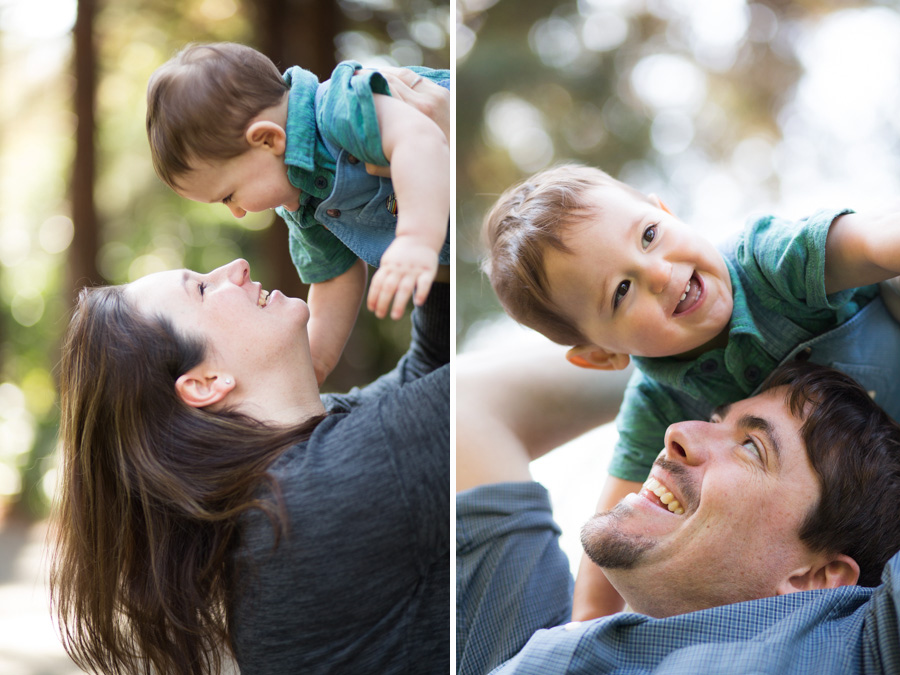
245, 121, 287, 154
174, 367, 235, 408
776, 554, 860, 595
649, 193, 674, 216
566, 345, 631, 371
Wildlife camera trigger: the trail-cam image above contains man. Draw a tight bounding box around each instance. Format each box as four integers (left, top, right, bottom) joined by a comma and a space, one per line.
457, 345, 900, 674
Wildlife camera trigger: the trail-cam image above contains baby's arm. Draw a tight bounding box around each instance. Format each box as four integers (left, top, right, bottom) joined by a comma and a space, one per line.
366, 93, 449, 320
572, 476, 642, 620
824, 211, 900, 293
307, 258, 368, 385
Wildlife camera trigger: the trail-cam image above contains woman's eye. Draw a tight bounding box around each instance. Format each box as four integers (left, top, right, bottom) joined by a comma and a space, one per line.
642, 225, 657, 248
199, 282, 208, 297
614, 280, 630, 308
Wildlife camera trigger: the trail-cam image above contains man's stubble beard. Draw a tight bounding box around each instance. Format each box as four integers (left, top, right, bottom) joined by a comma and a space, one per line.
580, 501, 656, 569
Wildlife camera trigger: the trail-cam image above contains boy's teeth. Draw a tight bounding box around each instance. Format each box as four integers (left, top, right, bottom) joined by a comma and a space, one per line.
643, 476, 685, 515
679, 281, 690, 301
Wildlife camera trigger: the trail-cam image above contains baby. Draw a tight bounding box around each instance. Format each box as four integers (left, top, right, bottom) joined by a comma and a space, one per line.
483, 163, 900, 619
147, 42, 450, 384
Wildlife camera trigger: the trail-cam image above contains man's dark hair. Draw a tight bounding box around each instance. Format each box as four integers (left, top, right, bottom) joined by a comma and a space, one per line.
763, 360, 900, 586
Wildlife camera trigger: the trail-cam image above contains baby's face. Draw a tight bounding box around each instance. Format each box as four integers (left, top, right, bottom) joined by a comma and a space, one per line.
543, 186, 733, 359
174, 147, 301, 218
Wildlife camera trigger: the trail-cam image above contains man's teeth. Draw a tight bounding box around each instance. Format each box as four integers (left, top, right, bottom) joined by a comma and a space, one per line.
258, 290, 270, 307
679, 281, 691, 302
643, 476, 684, 514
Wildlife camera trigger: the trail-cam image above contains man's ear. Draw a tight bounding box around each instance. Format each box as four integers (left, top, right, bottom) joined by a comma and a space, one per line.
245, 120, 287, 154
566, 345, 631, 371
777, 554, 860, 595
648, 193, 674, 216
174, 367, 235, 409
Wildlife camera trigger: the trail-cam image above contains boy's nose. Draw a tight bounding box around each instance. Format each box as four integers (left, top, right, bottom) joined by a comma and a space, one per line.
227, 203, 247, 218
645, 259, 672, 295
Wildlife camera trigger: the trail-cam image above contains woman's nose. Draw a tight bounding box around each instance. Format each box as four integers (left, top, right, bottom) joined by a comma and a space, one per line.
211, 259, 250, 285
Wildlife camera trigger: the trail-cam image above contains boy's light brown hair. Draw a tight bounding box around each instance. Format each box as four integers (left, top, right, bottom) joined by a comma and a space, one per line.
146, 42, 288, 190
482, 164, 651, 346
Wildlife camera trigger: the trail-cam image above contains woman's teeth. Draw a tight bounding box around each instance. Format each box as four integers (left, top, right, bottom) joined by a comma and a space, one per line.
258, 290, 270, 308
643, 476, 684, 514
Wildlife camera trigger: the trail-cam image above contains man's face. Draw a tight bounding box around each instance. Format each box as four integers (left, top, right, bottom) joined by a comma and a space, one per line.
582, 387, 824, 617
542, 185, 733, 359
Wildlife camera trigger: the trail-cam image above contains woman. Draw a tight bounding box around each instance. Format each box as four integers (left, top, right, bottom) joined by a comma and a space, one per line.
51, 256, 448, 675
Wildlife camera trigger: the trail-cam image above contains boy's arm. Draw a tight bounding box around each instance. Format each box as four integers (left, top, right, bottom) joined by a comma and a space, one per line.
572, 476, 642, 620
366, 93, 449, 320
307, 259, 368, 385
824, 211, 900, 294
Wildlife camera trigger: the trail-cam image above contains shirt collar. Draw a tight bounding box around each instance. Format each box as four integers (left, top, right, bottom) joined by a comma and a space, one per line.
283, 65, 320, 173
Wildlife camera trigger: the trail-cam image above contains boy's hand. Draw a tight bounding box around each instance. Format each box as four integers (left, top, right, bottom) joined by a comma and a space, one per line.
368, 235, 439, 319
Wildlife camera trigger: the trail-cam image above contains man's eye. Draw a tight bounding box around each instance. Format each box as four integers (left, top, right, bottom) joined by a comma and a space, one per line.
642, 224, 657, 248
741, 438, 762, 460
614, 280, 630, 308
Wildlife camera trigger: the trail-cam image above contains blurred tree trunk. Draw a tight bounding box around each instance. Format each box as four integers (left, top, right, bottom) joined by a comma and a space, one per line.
253, 0, 342, 300
70, 0, 104, 299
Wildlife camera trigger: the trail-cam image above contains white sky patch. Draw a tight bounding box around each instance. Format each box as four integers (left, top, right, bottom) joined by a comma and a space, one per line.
0, 0, 76, 40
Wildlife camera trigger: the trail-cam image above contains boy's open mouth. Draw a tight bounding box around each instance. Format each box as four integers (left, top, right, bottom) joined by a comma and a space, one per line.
673, 273, 702, 315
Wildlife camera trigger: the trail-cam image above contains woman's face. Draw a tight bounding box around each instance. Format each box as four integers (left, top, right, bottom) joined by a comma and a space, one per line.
125, 259, 311, 378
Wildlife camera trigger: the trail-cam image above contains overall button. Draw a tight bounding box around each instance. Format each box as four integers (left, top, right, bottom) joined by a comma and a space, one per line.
795, 347, 813, 362
744, 365, 761, 383
700, 359, 718, 374
347, 155, 360, 164
314, 176, 328, 190
326, 209, 341, 218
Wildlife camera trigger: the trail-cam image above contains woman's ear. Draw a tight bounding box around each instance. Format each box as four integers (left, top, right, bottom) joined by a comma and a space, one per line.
175, 367, 235, 408
245, 121, 287, 154
566, 345, 631, 371
776, 553, 860, 595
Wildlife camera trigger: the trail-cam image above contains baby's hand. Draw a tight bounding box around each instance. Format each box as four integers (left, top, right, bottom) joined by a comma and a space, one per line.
367, 236, 439, 319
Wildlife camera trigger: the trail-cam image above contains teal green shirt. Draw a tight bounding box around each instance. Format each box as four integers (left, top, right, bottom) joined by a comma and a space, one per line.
610, 208, 879, 482
276, 62, 449, 283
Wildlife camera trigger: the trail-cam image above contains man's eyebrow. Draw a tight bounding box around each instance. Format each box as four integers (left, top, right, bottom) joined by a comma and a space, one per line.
738, 413, 782, 469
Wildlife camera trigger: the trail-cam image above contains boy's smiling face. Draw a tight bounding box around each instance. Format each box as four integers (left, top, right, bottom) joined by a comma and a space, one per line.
543, 185, 733, 362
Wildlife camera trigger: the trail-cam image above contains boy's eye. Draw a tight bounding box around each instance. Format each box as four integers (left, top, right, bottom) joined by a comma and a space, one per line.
642, 225, 657, 248
222, 194, 233, 205
613, 280, 630, 308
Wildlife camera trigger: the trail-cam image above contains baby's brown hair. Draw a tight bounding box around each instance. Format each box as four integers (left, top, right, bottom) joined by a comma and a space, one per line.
146, 42, 288, 190
482, 164, 651, 345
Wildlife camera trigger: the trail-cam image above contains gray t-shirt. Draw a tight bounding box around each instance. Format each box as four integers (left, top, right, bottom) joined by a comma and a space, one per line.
230, 285, 449, 674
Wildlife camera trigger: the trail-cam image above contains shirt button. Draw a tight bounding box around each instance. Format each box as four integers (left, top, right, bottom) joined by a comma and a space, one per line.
347, 154, 360, 164
700, 359, 718, 374
795, 347, 813, 362
744, 365, 761, 382
326, 209, 341, 218
314, 176, 328, 190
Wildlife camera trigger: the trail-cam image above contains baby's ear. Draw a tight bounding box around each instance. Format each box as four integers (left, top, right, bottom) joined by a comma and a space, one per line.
566, 345, 631, 371
648, 193, 674, 216
245, 121, 287, 154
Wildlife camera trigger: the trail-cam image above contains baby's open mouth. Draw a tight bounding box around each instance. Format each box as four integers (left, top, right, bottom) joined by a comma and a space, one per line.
674, 273, 701, 315
642, 476, 684, 515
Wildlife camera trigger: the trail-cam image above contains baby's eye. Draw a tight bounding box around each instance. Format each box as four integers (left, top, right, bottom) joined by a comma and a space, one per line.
613, 280, 630, 308
642, 225, 657, 249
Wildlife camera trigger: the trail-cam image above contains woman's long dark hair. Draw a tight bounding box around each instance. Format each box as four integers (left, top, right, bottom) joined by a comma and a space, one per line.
51, 285, 325, 675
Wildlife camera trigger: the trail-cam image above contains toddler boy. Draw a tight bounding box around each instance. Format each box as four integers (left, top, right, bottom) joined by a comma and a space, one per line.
147, 43, 450, 384
483, 163, 900, 618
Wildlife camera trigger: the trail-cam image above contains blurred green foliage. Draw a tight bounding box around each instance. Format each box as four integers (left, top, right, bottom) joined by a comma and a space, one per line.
0, 0, 449, 518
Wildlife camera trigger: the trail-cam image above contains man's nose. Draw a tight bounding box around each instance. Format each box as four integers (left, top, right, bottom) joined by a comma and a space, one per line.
663, 420, 714, 466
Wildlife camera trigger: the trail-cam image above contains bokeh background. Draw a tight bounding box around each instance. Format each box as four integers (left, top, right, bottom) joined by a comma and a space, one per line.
0, 0, 448, 671
456, 0, 900, 582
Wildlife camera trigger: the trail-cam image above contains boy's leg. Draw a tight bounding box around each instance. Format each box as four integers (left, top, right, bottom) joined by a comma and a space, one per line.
457, 482, 573, 675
